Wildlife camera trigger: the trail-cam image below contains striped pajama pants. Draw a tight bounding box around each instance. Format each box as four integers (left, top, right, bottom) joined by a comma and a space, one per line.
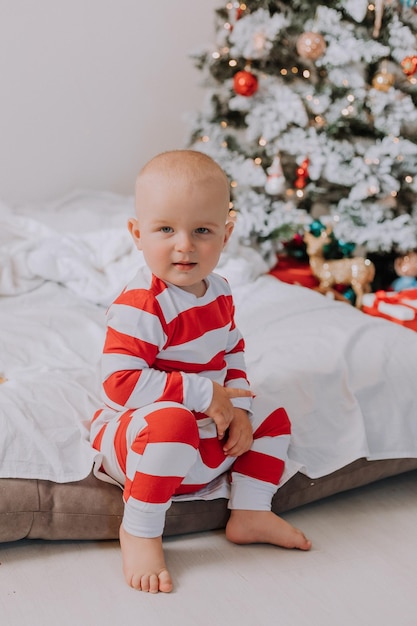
90, 397, 291, 538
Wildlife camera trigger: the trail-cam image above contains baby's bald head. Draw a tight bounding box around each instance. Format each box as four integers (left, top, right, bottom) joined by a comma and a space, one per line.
134, 150, 230, 218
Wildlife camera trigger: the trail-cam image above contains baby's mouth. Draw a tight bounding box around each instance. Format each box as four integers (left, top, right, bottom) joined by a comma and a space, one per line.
173, 261, 197, 270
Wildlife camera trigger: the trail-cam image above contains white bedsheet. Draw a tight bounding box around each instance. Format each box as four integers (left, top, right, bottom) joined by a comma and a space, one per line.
1, 192, 417, 486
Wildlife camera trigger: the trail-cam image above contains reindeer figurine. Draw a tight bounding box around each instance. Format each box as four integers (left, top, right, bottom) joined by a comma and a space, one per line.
303, 227, 375, 308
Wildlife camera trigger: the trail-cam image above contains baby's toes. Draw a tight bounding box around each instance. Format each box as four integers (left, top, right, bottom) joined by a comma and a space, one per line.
159, 570, 173, 593
148, 573, 160, 593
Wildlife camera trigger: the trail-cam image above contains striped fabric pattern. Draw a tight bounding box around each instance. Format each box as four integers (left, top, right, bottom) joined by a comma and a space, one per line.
90, 268, 292, 537
100, 267, 252, 416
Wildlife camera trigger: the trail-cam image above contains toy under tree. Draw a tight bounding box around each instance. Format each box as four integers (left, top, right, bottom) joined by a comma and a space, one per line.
187, 0, 417, 289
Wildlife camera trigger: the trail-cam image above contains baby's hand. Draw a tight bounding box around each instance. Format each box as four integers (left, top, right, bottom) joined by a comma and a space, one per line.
205, 382, 253, 440
223, 408, 253, 457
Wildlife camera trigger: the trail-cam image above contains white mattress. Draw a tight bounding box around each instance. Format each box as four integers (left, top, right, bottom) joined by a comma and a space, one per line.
1, 191, 417, 487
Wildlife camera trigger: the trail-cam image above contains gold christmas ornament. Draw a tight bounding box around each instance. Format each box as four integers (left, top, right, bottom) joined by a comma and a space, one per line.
296, 32, 326, 61
372, 67, 395, 91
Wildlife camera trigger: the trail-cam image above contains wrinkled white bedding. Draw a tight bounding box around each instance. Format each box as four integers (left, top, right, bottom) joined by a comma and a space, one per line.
1, 192, 417, 487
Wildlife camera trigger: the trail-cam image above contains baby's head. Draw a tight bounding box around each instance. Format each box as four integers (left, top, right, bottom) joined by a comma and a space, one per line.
128, 150, 234, 296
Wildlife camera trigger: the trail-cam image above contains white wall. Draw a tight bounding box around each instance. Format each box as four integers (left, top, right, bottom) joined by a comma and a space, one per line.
0, 0, 219, 204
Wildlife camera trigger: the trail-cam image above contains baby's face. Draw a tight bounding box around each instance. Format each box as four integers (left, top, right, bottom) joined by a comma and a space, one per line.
129, 173, 233, 296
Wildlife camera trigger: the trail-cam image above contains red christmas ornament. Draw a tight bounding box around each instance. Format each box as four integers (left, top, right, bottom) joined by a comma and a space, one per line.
233, 70, 259, 97
236, 6, 245, 20
292, 232, 305, 246
227, 5, 244, 32
294, 158, 310, 189
401, 56, 417, 76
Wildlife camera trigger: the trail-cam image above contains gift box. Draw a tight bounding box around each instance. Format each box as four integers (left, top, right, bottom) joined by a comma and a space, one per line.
269, 255, 319, 289
362, 289, 417, 331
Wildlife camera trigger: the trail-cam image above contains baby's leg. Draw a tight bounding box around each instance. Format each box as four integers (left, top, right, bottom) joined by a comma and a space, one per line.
119, 526, 172, 593
225, 399, 311, 550
92, 402, 200, 592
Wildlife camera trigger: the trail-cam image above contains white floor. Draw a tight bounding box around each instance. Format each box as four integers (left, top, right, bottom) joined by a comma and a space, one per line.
1, 471, 417, 626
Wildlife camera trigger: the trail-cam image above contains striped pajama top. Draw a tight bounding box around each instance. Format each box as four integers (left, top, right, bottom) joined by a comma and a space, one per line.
98, 266, 252, 419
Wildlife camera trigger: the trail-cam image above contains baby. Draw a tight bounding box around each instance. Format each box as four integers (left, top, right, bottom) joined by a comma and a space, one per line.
90, 150, 311, 593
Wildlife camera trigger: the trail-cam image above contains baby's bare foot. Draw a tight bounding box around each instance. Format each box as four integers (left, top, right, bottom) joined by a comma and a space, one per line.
119, 525, 173, 593
225, 509, 312, 551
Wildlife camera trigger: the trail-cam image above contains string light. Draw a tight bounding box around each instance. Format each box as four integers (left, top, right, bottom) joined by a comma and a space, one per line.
229, 59, 237, 67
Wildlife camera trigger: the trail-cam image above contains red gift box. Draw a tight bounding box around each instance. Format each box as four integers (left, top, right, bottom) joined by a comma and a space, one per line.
269, 255, 319, 289
362, 289, 417, 331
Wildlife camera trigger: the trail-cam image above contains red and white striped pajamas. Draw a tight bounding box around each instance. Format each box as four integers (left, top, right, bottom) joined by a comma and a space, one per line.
90, 267, 291, 538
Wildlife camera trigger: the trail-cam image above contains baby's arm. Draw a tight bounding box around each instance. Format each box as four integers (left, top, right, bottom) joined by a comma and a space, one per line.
101, 295, 213, 413
223, 300, 252, 413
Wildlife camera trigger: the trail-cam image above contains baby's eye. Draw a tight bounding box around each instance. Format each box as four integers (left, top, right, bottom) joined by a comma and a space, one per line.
160, 226, 173, 233
195, 227, 210, 234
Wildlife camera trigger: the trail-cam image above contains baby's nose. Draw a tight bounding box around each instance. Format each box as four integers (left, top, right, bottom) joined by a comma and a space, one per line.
175, 232, 194, 252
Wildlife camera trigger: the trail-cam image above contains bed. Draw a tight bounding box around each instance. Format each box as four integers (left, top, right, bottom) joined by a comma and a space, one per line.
1, 191, 417, 543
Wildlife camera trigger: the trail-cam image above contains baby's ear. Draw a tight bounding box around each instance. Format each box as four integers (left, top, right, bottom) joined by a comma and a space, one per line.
223, 219, 234, 246
127, 217, 142, 249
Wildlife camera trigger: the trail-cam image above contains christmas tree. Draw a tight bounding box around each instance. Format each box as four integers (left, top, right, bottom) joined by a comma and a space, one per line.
186, 0, 417, 288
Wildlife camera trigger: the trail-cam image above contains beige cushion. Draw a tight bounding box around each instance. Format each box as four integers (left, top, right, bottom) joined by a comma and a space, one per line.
2, 458, 417, 543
